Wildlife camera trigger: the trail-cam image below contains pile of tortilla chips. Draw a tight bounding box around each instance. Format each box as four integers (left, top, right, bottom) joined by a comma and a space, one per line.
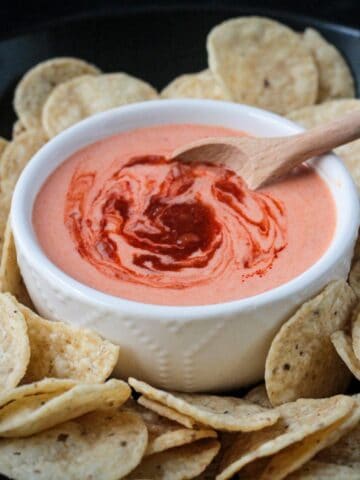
0, 14, 359, 480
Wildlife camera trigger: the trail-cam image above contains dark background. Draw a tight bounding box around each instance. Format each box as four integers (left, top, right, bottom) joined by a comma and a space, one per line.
0, 0, 359, 38
0, 0, 359, 138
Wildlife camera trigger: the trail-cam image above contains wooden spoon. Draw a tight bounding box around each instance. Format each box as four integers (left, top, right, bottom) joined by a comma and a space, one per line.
170, 110, 360, 189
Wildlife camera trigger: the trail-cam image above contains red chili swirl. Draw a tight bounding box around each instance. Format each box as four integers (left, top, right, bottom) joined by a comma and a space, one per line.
65, 155, 287, 289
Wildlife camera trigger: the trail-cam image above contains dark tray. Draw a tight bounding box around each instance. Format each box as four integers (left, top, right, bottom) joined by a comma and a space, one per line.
0, 6, 358, 480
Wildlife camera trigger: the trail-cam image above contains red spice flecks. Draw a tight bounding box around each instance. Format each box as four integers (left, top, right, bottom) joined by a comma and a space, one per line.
64, 155, 287, 289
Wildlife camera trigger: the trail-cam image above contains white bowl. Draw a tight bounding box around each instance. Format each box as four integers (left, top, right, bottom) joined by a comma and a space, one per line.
11, 99, 360, 392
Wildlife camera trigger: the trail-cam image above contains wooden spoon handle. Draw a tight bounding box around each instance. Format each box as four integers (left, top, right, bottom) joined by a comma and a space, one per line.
280, 109, 360, 168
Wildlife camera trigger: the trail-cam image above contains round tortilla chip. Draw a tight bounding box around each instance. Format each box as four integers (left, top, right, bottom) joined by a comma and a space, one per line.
14, 57, 100, 130
0, 409, 147, 480
317, 396, 360, 467
331, 331, 360, 380
0, 224, 33, 307
18, 302, 120, 383
207, 16, 318, 114
287, 461, 360, 479
161, 69, 228, 100
302, 28, 355, 102
265, 280, 356, 406
138, 395, 196, 429
0, 378, 130, 437
259, 401, 360, 480
244, 384, 272, 409
42, 73, 158, 137
129, 378, 279, 432
216, 395, 354, 480
126, 438, 220, 480
128, 401, 216, 456
287, 99, 360, 186
0, 293, 30, 390
0, 129, 47, 253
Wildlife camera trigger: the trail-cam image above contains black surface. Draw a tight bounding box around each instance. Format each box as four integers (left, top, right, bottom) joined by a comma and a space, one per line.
0, 6, 359, 479
0, 6, 359, 138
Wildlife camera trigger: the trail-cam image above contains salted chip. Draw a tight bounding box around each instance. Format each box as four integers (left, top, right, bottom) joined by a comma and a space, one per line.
0, 129, 47, 190
351, 304, 360, 360
0, 408, 147, 480
207, 17, 318, 114
12, 120, 26, 138
216, 395, 354, 480
0, 138, 7, 157
161, 69, 228, 100
128, 401, 216, 456
258, 399, 360, 479
265, 280, 356, 406
287, 99, 360, 186
138, 395, 196, 429
0, 129, 47, 252
287, 461, 360, 479
42, 73, 158, 137
14, 57, 100, 130
302, 28, 355, 102
0, 222, 32, 307
126, 438, 220, 480
317, 396, 360, 467
0, 378, 130, 437
331, 331, 360, 380
19, 301, 119, 383
129, 378, 279, 432
244, 384, 272, 409
0, 293, 30, 390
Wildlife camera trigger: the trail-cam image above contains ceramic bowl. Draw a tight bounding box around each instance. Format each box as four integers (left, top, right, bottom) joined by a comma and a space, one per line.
11, 99, 360, 392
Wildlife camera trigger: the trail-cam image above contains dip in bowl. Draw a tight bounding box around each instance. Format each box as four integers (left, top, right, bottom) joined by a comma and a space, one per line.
11, 100, 360, 391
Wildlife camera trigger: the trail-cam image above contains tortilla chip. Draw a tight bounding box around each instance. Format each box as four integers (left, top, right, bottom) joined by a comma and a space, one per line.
0, 378, 130, 437
161, 69, 228, 100
207, 17, 318, 114
317, 395, 360, 467
286, 461, 360, 479
0, 377, 75, 404
351, 303, 360, 360
0, 129, 47, 253
302, 28, 355, 102
129, 378, 279, 432
14, 57, 100, 130
265, 280, 356, 406
244, 384, 272, 409
216, 395, 354, 480
258, 399, 360, 479
138, 395, 196, 429
0, 138, 7, 157
0, 409, 147, 480
126, 438, 220, 479
128, 401, 216, 456
0, 222, 33, 307
42, 73, 158, 137
287, 99, 360, 186
18, 302, 119, 383
331, 331, 360, 380
0, 293, 30, 389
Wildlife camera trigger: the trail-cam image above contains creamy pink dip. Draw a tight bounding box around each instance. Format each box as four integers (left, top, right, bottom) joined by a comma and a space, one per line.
33, 124, 336, 306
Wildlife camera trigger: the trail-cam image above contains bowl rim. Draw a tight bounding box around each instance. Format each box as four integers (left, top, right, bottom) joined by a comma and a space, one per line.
11, 99, 360, 321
